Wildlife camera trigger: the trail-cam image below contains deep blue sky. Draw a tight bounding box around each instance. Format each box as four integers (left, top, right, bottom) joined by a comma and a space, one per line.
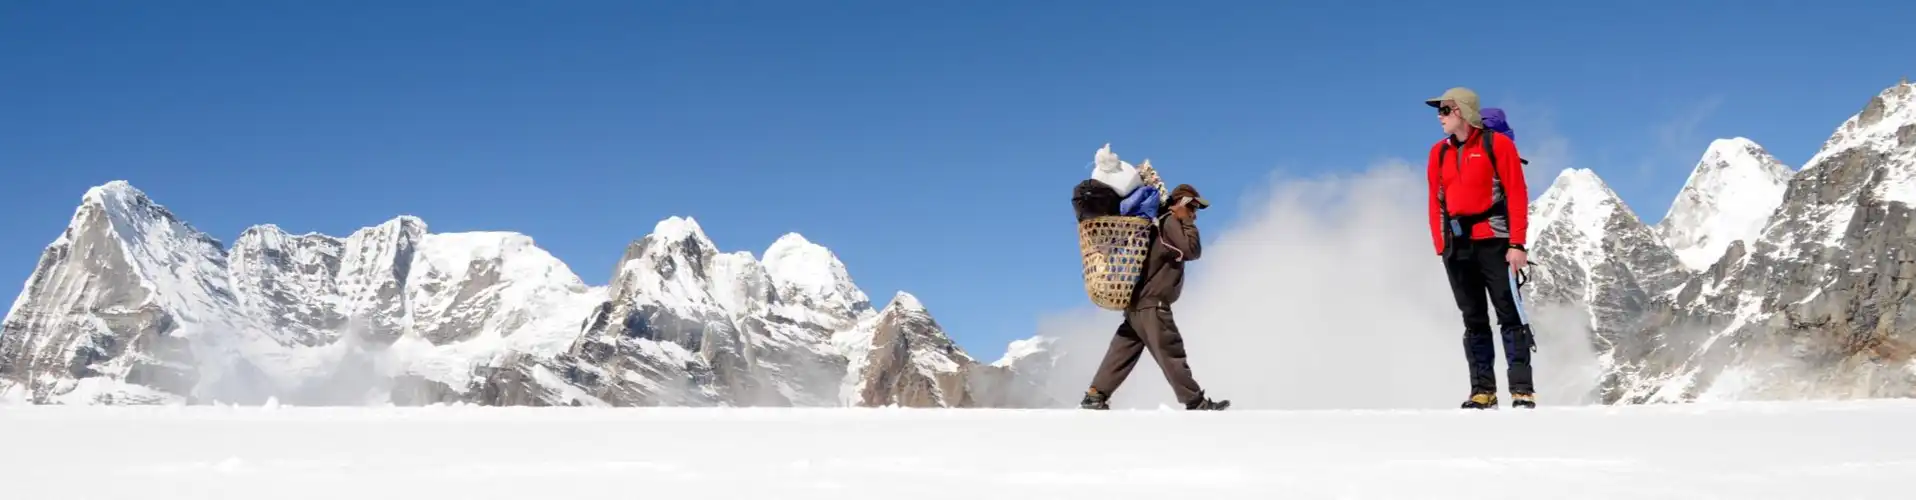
3, 1, 1911, 360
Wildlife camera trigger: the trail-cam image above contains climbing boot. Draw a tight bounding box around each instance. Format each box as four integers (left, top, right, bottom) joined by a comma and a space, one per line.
1080, 388, 1110, 410
1186, 397, 1231, 411
1510, 392, 1536, 409
1460, 392, 1498, 409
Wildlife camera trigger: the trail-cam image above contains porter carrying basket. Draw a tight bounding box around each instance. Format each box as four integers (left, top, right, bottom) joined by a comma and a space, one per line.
1078, 161, 1172, 311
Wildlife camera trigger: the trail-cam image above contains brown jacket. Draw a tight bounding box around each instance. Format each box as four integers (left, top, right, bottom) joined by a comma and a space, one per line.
1130, 213, 1201, 309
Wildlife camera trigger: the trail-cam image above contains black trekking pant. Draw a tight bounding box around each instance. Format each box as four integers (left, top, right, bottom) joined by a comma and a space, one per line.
1442, 237, 1535, 395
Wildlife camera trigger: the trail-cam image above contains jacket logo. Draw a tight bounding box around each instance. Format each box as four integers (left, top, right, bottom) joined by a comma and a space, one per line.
1469, 153, 1483, 159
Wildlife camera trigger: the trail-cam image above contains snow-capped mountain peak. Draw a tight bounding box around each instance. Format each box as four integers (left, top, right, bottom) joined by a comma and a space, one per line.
647, 216, 717, 250
1, 180, 315, 405
1530, 168, 1625, 248
1528, 168, 1627, 295
1524, 167, 1685, 338
1537, 166, 1612, 201
81, 179, 140, 208
610, 219, 728, 319
610, 216, 731, 310
763, 232, 872, 330
764, 234, 864, 300
78, 180, 171, 221
1738, 80, 1916, 268
62, 181, 241, 330
1654, 137, 1795, 270
74, 180, 224, 253
1693, 137, 1789, 178
398, 228, 600, 364
832, 290, 975, 407
885, 291, 924, 313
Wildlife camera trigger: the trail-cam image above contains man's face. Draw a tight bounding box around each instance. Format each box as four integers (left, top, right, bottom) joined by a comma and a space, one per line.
1437, 100, 1464, 134
1174, 199, 1199, 220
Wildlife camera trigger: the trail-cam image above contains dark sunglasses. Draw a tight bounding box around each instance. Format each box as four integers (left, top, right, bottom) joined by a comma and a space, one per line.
1437, 105, 1454, 116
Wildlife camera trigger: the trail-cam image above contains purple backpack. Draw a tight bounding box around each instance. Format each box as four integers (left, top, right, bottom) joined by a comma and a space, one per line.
1479, 108, 1528, 165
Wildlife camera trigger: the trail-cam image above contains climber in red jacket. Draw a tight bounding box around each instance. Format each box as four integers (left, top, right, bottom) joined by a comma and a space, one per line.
1424, 86, 1535, 410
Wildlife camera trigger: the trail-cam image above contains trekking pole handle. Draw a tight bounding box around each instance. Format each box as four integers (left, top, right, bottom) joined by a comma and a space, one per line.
1513, 260, 1543, 287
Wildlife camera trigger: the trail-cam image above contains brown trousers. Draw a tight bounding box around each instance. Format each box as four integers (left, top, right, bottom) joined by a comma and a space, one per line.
1088, 304, 1205, 405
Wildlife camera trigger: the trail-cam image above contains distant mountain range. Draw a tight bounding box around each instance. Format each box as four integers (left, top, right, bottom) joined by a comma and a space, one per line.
0, 186, 1051, 407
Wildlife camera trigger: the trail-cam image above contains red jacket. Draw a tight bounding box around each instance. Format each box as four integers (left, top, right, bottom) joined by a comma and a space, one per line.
1426, 127, 1528, 255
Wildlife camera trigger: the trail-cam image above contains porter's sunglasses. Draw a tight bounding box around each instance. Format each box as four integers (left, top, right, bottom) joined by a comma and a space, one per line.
1437, 105, 1454, 116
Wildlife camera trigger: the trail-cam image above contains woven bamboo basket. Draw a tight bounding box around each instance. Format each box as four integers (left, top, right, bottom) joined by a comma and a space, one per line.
1078, 215, 1156, 310
1077, 159, 1172, 311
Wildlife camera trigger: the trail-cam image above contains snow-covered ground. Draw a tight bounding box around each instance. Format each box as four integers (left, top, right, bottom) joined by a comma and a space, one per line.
3, 400, 1913, 499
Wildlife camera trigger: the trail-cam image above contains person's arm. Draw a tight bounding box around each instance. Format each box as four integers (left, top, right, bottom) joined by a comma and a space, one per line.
1427, 146, 1444, 255
1493, 134, 1529, 248
1160, 210, 1202, 262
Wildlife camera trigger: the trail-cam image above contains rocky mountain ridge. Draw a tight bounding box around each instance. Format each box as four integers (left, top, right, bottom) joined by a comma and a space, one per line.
0, 185, 1043, 407
1522, 79, 1916, 403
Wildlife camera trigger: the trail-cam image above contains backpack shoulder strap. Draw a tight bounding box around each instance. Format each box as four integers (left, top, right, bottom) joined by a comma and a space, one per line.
1477, 130, 1510, 219
1480, 130, 1500, 183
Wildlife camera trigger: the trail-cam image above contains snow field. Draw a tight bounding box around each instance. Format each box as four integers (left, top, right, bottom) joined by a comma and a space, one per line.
3, 400, 1914, 499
